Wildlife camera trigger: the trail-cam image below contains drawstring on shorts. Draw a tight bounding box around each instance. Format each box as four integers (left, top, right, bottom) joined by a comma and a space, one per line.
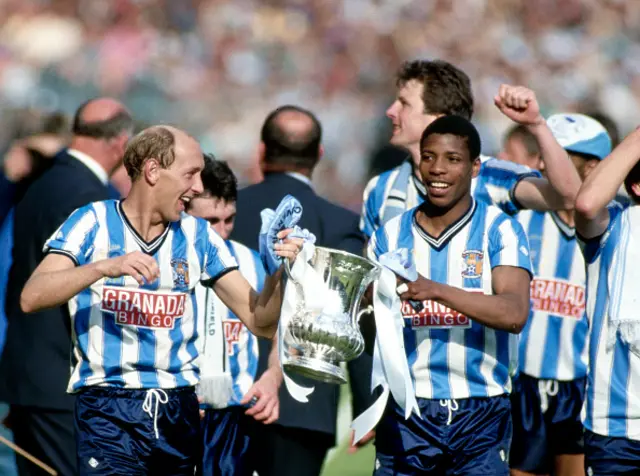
538, 379, 559, 413
439, 399, 459, 425
143, 389, 169, 439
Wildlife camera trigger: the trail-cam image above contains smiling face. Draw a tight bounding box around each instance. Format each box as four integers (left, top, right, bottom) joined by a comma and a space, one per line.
419, 133, 480, 210
187, 195, 236, 240
386, 80, 439, 153
154, 133, 204, 222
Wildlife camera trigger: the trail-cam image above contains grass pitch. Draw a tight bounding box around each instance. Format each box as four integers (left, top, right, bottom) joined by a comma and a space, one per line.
319, 366, 376, 476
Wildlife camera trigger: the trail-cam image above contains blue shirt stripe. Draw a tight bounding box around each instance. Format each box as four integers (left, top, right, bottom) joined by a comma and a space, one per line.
518, 212, 545, 375
608, 341, 631, 436
487, 215, 510, 389
464, 206, 489, 396
136, 231, 162, 388
100, 202, 127, 388
427, 243, 451, 399
540, 235, 575, 376
363, 171, 393, 237
168, 221, 189, 388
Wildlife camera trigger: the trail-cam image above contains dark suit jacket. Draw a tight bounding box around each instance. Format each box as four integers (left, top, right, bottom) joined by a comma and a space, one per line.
231, 173, 374, 440
0, 150, 110, 410
0, 148, 54, 229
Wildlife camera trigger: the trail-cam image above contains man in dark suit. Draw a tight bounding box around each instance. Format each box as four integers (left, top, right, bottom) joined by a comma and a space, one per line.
231, 105, 374, 476
0, 98, 133, 476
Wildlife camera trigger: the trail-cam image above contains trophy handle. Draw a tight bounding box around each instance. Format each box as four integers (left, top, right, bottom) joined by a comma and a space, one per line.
355, 305, 374, 323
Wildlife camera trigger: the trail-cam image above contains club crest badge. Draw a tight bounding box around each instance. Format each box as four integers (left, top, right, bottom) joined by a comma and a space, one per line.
461, 250, 483, 279
171, 258, 190, 288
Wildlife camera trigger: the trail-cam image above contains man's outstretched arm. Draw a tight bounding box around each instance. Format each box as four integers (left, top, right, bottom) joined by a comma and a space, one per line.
575, 128, 640, 238
22, 251, 159, 313
495, 84, 582, 211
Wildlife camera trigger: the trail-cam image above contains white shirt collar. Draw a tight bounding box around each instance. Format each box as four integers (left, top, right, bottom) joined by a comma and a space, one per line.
285, 171, 312, 187
67, 148, 109, 185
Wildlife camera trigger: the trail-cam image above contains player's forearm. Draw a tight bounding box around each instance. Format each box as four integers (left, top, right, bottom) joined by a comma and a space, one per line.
21, 260, 104, 313
576, 129, 640, 220
268, 334, 281, 368
528, 121, 582, 209
265, 334, 283, 385
252, 268, 285, 337
429, 282, 528, 333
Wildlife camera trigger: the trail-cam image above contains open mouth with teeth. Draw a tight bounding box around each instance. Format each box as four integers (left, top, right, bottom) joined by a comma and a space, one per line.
425, 181, 453, 200
427, 181, 451, 192
179, 196, 191, 210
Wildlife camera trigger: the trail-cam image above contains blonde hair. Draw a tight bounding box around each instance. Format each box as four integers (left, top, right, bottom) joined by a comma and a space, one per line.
123, 126, 176, 181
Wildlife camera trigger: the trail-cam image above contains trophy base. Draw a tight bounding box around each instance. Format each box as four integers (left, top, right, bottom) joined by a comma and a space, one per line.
283, 356, 346, 385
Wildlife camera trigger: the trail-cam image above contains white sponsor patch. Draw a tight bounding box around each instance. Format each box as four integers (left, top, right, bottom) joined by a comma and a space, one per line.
101, 286, 187, 330
530, 278, 586, 319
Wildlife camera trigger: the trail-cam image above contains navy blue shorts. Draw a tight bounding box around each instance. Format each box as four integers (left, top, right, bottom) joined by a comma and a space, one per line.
75, 386, 200, 475
374, 395, 512, 476
585, 430, 640, 475
198, 406, 257, 476
509, 374, 586, 473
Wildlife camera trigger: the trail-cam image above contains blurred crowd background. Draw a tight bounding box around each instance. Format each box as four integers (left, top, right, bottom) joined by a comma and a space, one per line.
0, 0, 639, 212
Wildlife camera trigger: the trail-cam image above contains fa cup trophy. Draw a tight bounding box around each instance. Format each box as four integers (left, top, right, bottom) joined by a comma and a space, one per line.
283, 247, 381, 385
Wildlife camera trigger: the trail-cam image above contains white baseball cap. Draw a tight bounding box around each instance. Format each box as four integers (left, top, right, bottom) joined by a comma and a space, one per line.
547, 113, 612, 161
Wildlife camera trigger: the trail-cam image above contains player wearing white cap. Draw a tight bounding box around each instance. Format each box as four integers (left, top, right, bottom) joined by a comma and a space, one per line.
511, 114, 613, 476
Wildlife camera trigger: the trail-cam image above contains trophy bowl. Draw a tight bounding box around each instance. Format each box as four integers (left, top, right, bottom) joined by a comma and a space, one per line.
283, 247, 381, 385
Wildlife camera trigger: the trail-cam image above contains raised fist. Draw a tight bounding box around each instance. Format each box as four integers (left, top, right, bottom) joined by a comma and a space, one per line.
494, 85, 544, 127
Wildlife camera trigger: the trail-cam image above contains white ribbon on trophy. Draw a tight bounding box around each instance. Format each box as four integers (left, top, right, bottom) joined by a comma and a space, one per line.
351, 265, 421, 443
278, 241, 327, 402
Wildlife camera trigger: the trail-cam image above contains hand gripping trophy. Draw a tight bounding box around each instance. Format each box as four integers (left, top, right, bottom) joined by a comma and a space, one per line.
259, 196, 385, 391
261, 196, 417, 436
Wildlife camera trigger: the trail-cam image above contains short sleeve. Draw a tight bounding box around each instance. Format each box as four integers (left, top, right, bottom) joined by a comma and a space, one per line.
475, 157, 541, 215
201, 225, 239, 283
578, 201, 626, 264
368, 225, 390, 262
488, 214, 534, 277
43, 204, 99, 266
360, 175, 381, 238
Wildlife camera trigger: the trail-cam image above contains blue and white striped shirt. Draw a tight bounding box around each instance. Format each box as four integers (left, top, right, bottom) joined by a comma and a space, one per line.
368, 199, 533, 399
517, 211, 588, 381
579, 201, 640, 440
44, 200, 238, 392
360, 157, 539, 238
196, 240, 266, 407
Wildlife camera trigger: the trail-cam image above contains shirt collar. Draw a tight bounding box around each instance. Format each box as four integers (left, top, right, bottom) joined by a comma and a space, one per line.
550, 211, 576, 238
285, 171, 312, 187
413, 197, 477, 250
66, 148, 109, 185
